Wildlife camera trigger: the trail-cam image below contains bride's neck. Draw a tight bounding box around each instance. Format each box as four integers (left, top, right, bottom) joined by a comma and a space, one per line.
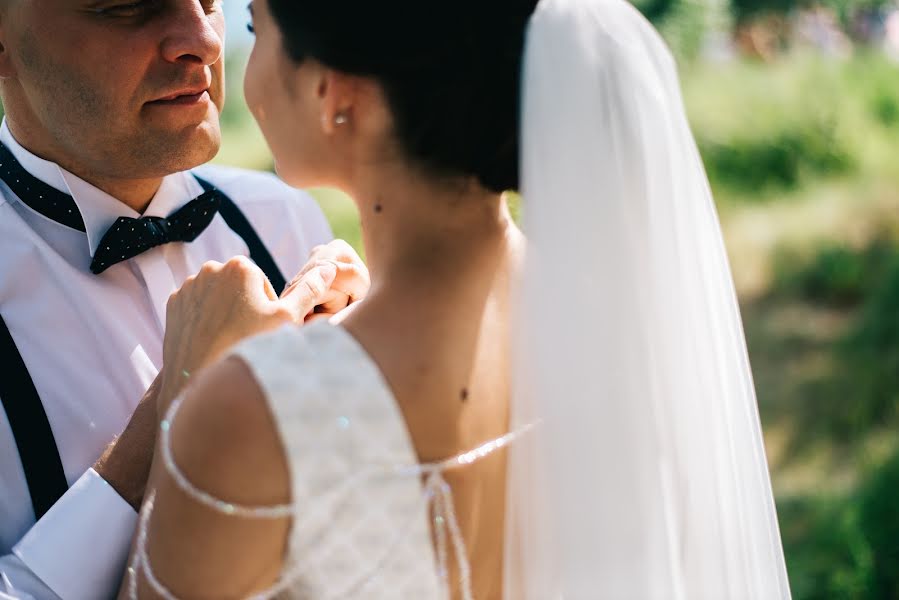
345, 166, 518, 293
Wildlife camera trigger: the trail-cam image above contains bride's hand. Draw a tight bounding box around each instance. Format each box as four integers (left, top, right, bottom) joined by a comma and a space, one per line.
283, 240, 370, 321
159, 255, 338, 411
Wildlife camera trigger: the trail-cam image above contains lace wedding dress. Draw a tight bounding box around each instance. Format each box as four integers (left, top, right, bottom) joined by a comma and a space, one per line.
130, 321, 518, 599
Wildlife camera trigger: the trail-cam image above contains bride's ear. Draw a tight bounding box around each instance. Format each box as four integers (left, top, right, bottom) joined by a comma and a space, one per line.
316, 69, 356, 136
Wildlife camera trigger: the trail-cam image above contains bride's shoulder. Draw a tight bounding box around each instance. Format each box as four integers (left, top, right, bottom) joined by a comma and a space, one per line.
165, 350, 292, 511
163, 322, 352, 509
163, 319, 398, 513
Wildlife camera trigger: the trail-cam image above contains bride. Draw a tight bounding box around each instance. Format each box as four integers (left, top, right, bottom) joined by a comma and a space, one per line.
122, 0, 791, 598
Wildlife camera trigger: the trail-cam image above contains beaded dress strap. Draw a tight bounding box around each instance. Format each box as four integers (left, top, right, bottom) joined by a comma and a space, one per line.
127, 392, 534, 600
395, 425, 535, 600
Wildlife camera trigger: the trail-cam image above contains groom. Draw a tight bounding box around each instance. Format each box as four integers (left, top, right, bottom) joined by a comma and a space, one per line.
0, 2, 362, 598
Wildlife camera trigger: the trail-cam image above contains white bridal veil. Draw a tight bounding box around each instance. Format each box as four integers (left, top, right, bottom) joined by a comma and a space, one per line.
505, 0, 792, 597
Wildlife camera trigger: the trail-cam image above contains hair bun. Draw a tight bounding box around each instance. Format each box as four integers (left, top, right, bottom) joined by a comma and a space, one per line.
269, 1, 542, 193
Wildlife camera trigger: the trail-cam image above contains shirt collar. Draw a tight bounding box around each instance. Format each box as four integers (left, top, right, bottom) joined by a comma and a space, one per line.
0, 119, 205, 257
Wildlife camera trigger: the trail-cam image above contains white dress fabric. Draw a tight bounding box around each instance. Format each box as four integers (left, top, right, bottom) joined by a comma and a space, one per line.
131, 320, 519, 599
230, 321, 445, 599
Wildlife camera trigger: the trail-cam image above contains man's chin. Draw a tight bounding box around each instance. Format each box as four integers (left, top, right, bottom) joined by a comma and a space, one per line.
146, 121, 222, 174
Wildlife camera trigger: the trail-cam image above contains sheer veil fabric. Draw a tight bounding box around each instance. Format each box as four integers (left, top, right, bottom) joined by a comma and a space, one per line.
505, 0, 791, 597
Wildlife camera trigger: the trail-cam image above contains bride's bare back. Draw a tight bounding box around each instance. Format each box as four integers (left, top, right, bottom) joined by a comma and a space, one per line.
341, 223, 522, 599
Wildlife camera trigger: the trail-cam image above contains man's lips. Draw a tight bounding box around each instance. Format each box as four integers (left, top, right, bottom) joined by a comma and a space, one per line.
147, 89, 210, 106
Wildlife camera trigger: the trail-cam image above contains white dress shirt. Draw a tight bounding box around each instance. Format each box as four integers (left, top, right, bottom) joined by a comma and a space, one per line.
0, 121, 332, 600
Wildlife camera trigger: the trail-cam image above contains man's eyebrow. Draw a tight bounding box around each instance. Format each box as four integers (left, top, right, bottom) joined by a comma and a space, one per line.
247, 2, 253, 15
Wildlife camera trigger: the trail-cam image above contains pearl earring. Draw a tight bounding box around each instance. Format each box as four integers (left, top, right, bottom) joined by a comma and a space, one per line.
334, 114, 348, 125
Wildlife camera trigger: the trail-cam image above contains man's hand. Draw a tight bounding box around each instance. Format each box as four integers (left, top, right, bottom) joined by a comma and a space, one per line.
158, 241, 369, 410
94, 241, 370, 509
158, 255, 338, 411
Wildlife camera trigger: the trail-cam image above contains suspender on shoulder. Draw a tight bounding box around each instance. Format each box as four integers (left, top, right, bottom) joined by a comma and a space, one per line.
193, 175, 288, 294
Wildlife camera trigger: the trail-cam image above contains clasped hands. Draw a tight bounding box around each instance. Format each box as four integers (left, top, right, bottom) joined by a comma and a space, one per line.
158, 240, 369, 410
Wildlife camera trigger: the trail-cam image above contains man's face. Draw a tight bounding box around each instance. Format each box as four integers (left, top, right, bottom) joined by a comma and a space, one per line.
0, 0, 226, 180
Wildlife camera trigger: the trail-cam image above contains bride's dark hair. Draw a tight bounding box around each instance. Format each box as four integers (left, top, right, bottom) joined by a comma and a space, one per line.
267, 1, 539, 194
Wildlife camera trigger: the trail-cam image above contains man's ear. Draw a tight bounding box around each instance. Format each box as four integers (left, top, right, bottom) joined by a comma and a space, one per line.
0, 18, 18, 79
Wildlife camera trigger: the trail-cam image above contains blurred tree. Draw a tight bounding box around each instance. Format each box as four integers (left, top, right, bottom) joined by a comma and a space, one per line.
730, 0, 891, 32
857, 448, 899, 597
632, 0, 733, 60
731, 0, 797, 25
632, 0, 680, 21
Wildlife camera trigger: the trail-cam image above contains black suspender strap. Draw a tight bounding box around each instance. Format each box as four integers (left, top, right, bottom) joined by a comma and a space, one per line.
193, 175, 288, 294
0, 315, 68, 521
0, 175, 286, 520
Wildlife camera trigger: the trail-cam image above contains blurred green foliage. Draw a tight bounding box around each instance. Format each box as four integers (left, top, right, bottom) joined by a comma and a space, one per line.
840, 251, 899, 434
772, 238, 895, 307
678, 51, 899, 599
702, 121, 852, 190
857, 448, 899, 597
769, 234, 899, 443
778, 449, 899, 599
645, 0, 893, 30
647, 0, 733, 61
633, 0, 680, 21
779, 447, 899, 600
684, 53, 899, 202
757, 234, 899, 599
730, 0, 796, 22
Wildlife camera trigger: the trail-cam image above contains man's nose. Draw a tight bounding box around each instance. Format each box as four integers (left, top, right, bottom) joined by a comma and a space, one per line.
159, 2, 224, 66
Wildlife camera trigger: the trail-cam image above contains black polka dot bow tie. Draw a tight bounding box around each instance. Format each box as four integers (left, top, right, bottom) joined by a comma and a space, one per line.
0, 141, 223, 274
89, 193, 222, 274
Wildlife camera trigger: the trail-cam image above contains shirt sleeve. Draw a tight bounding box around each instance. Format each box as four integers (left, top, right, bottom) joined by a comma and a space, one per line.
0, 555, 48, 599
7, 469, 136, 600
